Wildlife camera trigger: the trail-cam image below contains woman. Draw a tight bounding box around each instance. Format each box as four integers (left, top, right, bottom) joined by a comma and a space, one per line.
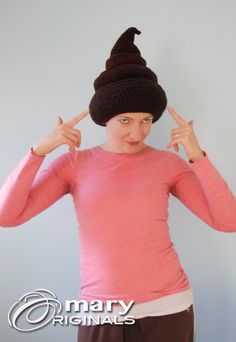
0, 27, 236, 342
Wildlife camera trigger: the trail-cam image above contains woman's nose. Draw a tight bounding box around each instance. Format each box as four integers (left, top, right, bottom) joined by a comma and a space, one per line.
128, 127, 144, 140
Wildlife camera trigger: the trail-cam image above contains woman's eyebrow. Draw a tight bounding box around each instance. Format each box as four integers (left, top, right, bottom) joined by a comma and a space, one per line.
119, 115, 153, 119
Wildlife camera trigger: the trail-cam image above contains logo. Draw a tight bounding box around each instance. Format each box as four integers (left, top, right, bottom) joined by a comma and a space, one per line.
8, 288, 135, 331
8, 289, 62, 332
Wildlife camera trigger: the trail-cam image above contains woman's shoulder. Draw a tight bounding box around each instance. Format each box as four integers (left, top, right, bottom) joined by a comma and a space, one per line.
147, 145, 185, 161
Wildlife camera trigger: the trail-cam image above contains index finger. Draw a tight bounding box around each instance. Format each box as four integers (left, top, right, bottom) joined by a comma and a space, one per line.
65, 109, 90, 127
167, 106, 187, 128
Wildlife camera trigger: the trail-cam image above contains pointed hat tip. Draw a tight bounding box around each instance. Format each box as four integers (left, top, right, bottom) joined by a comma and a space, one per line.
119, 27, 141, 44
126, 27, 141, 36
128, 27, 141, 33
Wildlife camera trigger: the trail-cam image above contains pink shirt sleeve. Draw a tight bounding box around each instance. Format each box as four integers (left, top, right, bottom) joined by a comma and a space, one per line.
0, 147, 75, 227
170, 151, 236, 232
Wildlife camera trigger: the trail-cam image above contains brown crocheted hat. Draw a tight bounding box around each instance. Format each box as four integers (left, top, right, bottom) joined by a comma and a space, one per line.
89, 27, 167, 126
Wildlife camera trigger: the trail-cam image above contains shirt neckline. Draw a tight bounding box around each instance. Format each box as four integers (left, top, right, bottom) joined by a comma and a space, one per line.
94, 144, 152, 157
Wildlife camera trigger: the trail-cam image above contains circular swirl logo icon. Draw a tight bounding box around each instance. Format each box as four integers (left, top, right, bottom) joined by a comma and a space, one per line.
8, 288, 62, 332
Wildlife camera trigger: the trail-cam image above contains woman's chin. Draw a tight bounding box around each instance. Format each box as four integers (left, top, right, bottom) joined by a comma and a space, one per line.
124, 141, 146, 151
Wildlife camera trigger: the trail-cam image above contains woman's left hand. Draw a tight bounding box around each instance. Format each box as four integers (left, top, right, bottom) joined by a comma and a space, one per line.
166, 105, 205, 162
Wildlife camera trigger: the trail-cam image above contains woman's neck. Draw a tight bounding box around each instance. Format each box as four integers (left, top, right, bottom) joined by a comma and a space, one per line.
99, 142, 148, 154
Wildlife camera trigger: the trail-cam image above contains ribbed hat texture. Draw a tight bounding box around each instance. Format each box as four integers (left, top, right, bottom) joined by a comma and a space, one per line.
89, 27, 167, 126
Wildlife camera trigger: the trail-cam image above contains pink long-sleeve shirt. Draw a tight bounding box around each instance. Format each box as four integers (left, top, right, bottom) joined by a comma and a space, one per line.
0, 145, 235, 307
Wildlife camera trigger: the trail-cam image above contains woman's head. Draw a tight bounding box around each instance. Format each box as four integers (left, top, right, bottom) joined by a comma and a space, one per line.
103, 112, 153, 151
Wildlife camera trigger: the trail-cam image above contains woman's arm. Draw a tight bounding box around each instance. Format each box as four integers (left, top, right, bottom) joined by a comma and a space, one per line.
169, 151, 236, 232
0, 147, 75, 227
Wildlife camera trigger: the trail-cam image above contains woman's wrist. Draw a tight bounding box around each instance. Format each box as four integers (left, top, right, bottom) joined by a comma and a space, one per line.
189, 150, 206, 163
31, 146, 46, 157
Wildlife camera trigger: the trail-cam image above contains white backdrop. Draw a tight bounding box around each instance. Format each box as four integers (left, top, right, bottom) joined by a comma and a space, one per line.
0, 0, 235, 341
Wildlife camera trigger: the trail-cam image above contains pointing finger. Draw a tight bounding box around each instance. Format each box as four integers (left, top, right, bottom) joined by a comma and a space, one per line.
57, 115, 63, 125
65, 109, 90, 127
167, 106, 188, 128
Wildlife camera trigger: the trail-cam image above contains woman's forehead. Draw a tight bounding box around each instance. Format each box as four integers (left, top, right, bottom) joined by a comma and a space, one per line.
116, 112, 153, 118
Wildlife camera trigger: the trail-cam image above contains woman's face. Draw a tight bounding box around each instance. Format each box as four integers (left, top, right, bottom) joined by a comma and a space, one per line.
104, 112, 153, 152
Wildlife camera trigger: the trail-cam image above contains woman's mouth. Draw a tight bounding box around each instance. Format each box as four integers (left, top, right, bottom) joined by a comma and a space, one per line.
126, 141, 140, 146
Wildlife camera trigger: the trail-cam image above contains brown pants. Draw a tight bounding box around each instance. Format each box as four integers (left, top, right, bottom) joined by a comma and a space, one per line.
77, 304, 195, 342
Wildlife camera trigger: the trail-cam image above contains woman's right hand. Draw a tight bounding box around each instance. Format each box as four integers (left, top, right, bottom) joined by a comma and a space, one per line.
32, 109, 90, 156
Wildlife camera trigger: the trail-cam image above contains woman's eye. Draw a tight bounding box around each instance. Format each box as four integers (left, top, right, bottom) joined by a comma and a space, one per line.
119, 119, 129, 124
144, 119, 152, 123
